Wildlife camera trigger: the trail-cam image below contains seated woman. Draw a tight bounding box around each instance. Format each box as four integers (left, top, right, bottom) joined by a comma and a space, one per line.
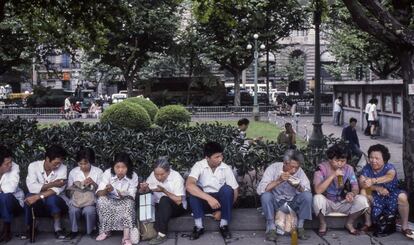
139, 157, 187, 245
313, 143, 369, 236
359, 144, 413, 239
67, 148, 103, 238
95, 152, 138, 245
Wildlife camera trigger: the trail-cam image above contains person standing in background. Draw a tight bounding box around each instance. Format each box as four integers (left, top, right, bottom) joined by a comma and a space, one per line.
333, 97, 343, 126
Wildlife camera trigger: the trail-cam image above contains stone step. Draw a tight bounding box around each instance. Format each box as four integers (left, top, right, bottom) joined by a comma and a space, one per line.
7, 208, 363, 233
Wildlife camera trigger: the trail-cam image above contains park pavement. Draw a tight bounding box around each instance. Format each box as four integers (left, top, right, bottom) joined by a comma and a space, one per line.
270, 115, 404, 179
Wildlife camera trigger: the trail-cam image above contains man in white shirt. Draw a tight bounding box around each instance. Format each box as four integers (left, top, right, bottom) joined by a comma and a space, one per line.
333, 97, 342, 126
23, 145, 69, 240
0, 146, 24, 242
257, 150, 312, 241
186, 142, 239, 240
368, 98, 379, 139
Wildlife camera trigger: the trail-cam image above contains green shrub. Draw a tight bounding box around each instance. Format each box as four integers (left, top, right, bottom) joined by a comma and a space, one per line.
100, 102, 151, 129
154, 105, 191, 127
124, 97, 159, 122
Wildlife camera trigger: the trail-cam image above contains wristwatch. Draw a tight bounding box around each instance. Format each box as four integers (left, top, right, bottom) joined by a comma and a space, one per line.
39, 194, 45, 200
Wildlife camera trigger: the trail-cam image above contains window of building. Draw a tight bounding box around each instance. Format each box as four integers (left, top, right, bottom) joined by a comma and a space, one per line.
342, 92, 348, 107
394, 95, 402, 114
373, 93, 381, 111
383, 94, 393, 112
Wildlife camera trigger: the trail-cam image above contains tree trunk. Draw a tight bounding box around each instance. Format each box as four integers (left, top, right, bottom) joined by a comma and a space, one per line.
125, 75, 134, 97
233, 71, 241, 106
398, 49, 414, 217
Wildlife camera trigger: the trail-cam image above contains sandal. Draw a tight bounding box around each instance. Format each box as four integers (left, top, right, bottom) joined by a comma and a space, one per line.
96, 232, 110, 241
401, 229, 414, 240
344, 226, 360, 236
122, 238, 132, 245
318, 229, 327, 236
360, 224, 373, 233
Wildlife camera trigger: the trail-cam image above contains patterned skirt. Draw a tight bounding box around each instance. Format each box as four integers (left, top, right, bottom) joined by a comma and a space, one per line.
96, 196, 136, 233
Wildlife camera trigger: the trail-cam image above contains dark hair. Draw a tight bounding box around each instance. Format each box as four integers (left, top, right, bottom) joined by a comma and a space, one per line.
338, 97, 342, 100
349, 117, 357, 123
285, 122, 292, 128
368, 144, 390, 163
371, 98, 378, 104
326, 143, 351, 161
75, 147, 96, 164
45, 145, 67, 161
111, 152, 134, 179
152, 157, 170, 172
237, 118, 250, 126
204, 141, 224, 157
0, 145, 12, 166
368, 98, 373, 104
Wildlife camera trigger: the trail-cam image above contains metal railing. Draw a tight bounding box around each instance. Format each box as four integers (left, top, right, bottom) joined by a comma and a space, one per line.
0, 105, 333, 120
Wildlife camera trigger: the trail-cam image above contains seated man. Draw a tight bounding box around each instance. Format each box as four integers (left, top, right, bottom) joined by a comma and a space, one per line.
232, 118, 262, 153
341, 117, 362, 160
257, 149, 312, 241
313, 143, 369, 236
0, 145, 24, 242
277, 122, 296, 148
23, 145, 69, 240
186, 142, 239, 240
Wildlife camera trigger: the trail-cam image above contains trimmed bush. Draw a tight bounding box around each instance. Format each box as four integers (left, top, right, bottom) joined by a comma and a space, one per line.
155, 105, 191, 127
101, 102, 151, 129
124, 97, 159, 122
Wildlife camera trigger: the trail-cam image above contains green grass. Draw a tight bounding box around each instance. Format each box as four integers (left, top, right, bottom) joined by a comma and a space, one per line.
191, 119, 307, 147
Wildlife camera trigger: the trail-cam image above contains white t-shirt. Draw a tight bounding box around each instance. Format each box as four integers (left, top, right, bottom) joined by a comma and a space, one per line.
146, 169, 187, 209
0, 162, 25, 207
368, 104, 378, 121
364, 103, 371, 114
97, 168, 138, 199
189, 159, 239, 193
333, 99, 342, 112
26, 160, 67, 195
68, 165, 103, 187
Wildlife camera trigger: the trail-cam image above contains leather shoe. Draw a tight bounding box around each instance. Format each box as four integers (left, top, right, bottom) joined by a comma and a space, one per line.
190, 226, 204, 240
219, 225, 232, 239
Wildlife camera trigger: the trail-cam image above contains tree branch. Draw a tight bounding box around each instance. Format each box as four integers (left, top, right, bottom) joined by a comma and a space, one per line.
342, 0, 401, 46
358, 0, 414, 46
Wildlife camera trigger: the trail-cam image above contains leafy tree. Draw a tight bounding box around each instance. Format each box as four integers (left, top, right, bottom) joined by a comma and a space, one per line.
326, 2, 400, 79
192, 0, 307, 106
340, 0, 414, 214
89, 0, 182, 97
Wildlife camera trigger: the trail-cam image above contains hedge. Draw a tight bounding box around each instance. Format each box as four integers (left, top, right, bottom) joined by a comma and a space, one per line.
124, 97, 159, 122
154, 105, 191, 127
100, 102, 151, 129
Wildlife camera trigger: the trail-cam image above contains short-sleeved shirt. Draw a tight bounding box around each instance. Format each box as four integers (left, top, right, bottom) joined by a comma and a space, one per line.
232, 129, 250, 152
97, 168, 138, 200
0, 162, 25, 207
361, 163, 399, 194
68, 165, 103, 187
256, 162, 310, 202
146, 169, 187, 209
189, 159, 239, 193
368, 104, 377, 121
313, 162, 358, 202
26, 160, 67, 195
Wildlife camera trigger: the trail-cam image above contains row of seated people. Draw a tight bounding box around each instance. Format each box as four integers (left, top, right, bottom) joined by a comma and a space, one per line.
0, 142, 412, 245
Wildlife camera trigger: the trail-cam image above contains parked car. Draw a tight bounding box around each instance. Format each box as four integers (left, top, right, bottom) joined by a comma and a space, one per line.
111, 93, 127, 103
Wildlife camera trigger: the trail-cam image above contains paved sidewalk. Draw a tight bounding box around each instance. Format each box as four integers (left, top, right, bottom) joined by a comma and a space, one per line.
269, 115, 404, 179
5, 229, 413, 245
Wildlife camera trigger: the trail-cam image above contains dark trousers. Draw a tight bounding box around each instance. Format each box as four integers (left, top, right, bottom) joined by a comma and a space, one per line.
154, 196, 186, 234
188, 185, 234, 222
24, 193, 68, 226
0, 193, 22, 223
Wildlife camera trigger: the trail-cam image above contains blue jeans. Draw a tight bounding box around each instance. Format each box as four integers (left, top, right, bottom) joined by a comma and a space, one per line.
24, 193, 68, 225
261, 191, 313, 224
188, 185, 234, 222
0, 193, 22, 223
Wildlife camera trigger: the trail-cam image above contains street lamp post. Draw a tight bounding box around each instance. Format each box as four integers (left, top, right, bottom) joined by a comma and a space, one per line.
309, 0, 324, 148
247, 34, 265, 121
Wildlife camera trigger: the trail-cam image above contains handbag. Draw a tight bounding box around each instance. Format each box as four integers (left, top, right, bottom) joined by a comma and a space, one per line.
140, 222, 157, 241
373, 214, 396, 237
130, 226, 140, 244
67, 181, 96, 208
